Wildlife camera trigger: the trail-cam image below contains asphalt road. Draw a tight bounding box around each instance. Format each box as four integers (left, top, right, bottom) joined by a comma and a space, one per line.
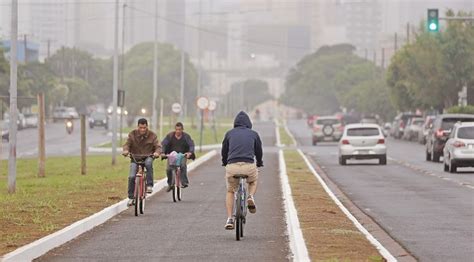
288, 119, 474, 262
36, 121, 290, 262
0, 120, 111, 159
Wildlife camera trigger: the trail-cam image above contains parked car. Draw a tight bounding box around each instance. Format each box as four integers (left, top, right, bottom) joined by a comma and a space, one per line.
426, 114, 474, 162
4, 113, 26, 130
338, 123, 387, 165
402, 117, 424, 141
418, 115, 436, 144
391, 113, 422, 139
53, 107, 79, 122
383, 122, 392, 137
1, 120, 9, 142
89, 111, 109, 129
443, 122, 474, 173
312, 116, 344, 145
23, 113, 39, 128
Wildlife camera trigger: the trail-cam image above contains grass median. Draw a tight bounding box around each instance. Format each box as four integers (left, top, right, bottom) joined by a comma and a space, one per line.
0, 152, 203, 256
279, 126, 295, 146
284, 150, 384, 261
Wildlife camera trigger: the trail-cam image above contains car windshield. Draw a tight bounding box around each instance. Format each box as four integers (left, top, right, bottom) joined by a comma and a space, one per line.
347, 128, 380, 136
441, 118, 474, 130
457, 126, 474, 139
412, 119, 424, 125
316, 119, 340, 125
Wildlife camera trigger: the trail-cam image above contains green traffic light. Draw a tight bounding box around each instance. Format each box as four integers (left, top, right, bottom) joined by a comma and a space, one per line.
429, 22, 438, 31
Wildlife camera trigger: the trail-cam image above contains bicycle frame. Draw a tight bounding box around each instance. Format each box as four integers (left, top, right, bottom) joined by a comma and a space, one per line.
166, 152, 185, 202
128, 154, 153, 216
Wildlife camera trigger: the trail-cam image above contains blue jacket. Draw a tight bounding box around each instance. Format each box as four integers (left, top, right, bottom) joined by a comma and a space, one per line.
221, 111, 263, 167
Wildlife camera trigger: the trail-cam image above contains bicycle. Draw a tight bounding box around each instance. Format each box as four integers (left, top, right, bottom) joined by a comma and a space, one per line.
162, 152, 187, 202
233, 175, 248, 241
127, 153, 154, 216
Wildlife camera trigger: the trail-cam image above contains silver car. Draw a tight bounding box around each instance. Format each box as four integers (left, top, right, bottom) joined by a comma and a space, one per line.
443, 122, 474, 173
339, 123, 387, 165
312, 116, 344, 145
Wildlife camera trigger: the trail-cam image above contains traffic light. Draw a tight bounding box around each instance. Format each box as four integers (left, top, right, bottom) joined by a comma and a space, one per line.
427, 9, 439, 32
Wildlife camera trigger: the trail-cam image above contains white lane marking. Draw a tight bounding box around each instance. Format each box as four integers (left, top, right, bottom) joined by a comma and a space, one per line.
0, 150, 218, 262
279, 150, 310, 262
388, 156, 473, 190
283, 120, 298, 146
297, 149, 397, 262
274, 119, 284, 148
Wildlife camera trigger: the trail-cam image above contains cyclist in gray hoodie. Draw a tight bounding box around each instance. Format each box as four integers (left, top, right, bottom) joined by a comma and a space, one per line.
221, 111, 263, 230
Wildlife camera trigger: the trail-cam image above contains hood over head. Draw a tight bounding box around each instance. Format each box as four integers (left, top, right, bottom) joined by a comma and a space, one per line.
233, 111, 252, 129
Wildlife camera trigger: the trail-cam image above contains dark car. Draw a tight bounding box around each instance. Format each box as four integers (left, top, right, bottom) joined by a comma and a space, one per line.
392, 113, 422, 139
426, 114, 474, 162
89, 112, 109, 129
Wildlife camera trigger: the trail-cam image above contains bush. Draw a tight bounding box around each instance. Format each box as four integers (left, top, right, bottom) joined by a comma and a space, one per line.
446, 105, 474, 114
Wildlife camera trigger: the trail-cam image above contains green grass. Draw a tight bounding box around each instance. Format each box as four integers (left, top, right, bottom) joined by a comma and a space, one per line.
0, 152, 205, 255
279, 126, 295, 146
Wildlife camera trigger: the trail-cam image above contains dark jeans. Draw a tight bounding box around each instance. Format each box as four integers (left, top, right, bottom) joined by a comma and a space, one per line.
128, 157, 154, 199
166, 160, 189, 186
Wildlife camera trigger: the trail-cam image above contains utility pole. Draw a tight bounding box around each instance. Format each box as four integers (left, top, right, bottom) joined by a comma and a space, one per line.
111, 0, 119, 165
23, 34, 27, 63
47, 39, 51, 59
121, 3, 126, 145
180, 49, 185, 120
197, 0, 202, 97
8, 0, 18, 194
81, 115, 86, 175
152, 0, 158, 132
394, 32, 398, 52
38, 93, 45, 177
381, 48, 385, 69
406, 22, 410, 44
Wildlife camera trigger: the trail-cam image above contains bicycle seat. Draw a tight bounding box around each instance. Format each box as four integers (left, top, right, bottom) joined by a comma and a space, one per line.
233, 175, 248, 179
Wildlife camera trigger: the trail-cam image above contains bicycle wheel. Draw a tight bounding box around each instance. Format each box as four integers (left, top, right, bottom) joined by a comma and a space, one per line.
139, 177, 146, 214
235, 192, 242, 241
134, 176, 140, 216
177, 169, 182, 201
239, 216, 244, 238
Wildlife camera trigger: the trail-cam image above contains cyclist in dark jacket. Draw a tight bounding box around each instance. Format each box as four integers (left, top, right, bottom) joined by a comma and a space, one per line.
221, 111, 263, 229
161, 122, 195, 191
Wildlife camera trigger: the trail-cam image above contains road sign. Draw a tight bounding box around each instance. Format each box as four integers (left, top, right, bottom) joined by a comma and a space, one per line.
171, 103, 182, 114
208, 100, 217, 111
196, 96, 209, 110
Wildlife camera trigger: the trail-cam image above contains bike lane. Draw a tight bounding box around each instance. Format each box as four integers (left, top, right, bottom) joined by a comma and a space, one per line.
36, 121, 289, 262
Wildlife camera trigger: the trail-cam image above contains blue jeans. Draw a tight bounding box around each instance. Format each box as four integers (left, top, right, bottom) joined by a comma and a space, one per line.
166, 160, 189, 186
128, 157, 154, 199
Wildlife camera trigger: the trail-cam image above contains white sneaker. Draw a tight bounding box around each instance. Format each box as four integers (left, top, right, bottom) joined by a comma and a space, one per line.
127, 199, 134, 206
146, 186, 153, 193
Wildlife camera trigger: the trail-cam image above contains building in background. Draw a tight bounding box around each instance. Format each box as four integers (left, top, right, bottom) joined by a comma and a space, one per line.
1, 40, 40, 63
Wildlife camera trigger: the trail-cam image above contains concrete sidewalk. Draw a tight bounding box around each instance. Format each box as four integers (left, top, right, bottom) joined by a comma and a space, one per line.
36, 122, 290, 262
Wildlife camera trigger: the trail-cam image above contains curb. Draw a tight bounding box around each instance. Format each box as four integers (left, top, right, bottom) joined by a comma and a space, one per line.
279, 150, 311, 262
297, 149, 397, 262
0, 150, 218, 262
275, 124, 310, 261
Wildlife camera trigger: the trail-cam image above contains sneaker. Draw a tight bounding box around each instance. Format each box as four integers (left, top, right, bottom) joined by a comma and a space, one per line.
127, 199, 134, 206
146, 186, 153, 194
225, 218, 234, 230
181, 184, 189, 188
166, 185, 173, 192
247, 195, 257, 214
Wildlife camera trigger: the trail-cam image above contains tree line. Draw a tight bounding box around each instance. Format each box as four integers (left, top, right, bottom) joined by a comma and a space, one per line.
281, 10, 473, 120
0, 42, 198, 117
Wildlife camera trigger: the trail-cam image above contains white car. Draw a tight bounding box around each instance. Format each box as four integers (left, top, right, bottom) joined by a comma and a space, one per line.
311, 116, 344, 145
443, 122, 474, 173
339, 123, 387, 165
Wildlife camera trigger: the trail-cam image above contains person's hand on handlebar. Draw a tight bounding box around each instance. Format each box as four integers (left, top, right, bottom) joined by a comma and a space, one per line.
185, 152, 192, 159
153, 152, 160, 158
122, 150, 129, 157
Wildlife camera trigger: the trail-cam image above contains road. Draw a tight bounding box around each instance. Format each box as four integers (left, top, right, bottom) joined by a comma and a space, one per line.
288, 119, 474, 262
36, 121, 290, 262
0, 120, 111, 159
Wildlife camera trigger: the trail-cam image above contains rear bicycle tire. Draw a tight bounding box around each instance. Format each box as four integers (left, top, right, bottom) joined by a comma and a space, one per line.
235, 216, 241, 241
134, 177, 140, 216
177, 169, 182, 201
235, 192, 242, 241
177, 186, 182, 201
139, 177, 146, 214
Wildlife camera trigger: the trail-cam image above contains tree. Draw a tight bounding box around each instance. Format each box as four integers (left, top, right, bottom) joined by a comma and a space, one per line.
121, 42, 198, 115
387, 10, 474, 111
